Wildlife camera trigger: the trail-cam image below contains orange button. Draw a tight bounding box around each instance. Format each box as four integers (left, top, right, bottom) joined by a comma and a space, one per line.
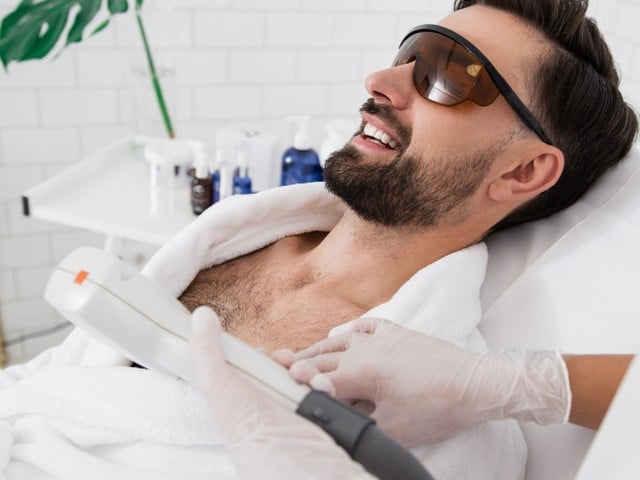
74, 270, 89, 285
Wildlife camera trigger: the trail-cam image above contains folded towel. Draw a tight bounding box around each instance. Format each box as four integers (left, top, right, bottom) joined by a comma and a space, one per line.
0, 183, 525, 480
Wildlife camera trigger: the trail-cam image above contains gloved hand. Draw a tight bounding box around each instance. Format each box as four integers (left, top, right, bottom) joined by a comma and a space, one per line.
273, 318, 571, 447
188, 306, 373, 480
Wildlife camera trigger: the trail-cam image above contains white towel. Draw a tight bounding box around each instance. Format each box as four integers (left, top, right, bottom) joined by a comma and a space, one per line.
0, 183, 525, 480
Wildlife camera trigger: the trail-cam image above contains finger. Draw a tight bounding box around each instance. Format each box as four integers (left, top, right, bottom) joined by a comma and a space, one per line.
289, 352, 342, 383
189, 306, 237, 396
271, 348, 296, 367
328, 317, 386, 337
289, 334, 352, 362
309, 374, 336, 396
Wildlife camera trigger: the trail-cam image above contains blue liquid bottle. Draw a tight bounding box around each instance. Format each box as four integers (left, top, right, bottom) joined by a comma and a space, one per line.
280, 116, 323, 185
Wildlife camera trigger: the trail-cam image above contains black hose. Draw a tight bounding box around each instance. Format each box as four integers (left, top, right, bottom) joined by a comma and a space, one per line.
296, 390, 434, 479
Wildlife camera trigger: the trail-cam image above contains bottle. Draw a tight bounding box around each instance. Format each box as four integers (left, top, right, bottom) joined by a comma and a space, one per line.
280, 116, 323, 186
233, 148, 253, 195
190, 148, 212, 215
211, 148, 223, 204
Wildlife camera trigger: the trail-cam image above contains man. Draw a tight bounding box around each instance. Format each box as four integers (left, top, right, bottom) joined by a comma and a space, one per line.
1, 0, 636, 478
178, 0, 636, 351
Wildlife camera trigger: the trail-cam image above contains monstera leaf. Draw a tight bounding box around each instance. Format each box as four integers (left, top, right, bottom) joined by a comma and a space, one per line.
0, 0, 136, 67
0, 0, 174, 138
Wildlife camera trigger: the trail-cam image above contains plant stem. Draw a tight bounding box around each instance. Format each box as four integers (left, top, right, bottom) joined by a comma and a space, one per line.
135, 7, 175, 138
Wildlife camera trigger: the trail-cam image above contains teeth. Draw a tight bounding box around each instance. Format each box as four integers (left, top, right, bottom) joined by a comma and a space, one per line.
363, 122, 398, 149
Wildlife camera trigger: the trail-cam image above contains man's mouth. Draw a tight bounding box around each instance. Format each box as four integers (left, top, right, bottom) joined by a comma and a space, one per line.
362, 122, 399, 150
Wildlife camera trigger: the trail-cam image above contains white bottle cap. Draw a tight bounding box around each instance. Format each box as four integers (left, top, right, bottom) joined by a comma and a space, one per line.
287, 115, 312, 150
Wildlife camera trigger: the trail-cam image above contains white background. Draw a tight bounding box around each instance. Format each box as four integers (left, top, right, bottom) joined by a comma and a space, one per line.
1, 0, 639, 364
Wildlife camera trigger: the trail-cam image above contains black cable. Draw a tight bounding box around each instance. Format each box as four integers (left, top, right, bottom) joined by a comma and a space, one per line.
3, 321, 72, 348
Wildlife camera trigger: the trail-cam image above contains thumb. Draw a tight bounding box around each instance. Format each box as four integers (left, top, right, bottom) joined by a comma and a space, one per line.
189, 306, 230, 394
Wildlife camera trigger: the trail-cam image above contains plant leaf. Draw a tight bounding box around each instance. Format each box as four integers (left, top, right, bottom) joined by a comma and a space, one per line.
65, 1, 103, 45
107, 0, 128, 14
0, 0, 133, 67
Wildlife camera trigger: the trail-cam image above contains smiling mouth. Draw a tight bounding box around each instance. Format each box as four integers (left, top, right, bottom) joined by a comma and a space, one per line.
362, 122, 399, 149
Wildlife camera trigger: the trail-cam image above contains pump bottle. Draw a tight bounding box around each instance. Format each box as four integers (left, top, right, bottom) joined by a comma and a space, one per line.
280, 116, 323, 186
191, 149, 212, 215
233, 148, 253, 195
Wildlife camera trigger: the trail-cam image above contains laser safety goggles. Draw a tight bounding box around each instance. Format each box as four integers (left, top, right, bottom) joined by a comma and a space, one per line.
394, 24, 551, 144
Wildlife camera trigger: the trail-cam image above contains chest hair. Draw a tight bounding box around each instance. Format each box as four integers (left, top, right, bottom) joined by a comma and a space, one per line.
178, 244, 366, 351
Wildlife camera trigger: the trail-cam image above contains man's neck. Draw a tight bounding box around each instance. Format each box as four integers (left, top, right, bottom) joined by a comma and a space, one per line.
298, 209, 481, 310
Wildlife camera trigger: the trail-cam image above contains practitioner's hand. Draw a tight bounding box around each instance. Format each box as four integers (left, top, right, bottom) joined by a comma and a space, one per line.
188, 306, 373, 480
274, 318, 571, 447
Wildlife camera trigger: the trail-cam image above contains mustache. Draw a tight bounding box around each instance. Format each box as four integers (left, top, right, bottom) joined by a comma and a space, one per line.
359, 98, 412, 148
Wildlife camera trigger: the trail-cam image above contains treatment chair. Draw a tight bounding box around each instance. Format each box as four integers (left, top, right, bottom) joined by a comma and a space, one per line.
480, 143, 640, 479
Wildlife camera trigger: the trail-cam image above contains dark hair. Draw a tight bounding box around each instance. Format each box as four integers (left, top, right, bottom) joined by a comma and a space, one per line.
454, 0, 638, 232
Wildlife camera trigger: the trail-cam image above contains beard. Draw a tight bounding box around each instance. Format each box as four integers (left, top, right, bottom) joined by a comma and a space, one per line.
324, 100, 501, 228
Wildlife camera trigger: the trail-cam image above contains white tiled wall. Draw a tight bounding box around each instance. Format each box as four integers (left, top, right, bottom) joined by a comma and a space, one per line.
0, 0, 638, 365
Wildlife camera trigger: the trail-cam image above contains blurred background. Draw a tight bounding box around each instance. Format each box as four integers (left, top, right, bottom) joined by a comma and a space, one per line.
1, 0, 639, 365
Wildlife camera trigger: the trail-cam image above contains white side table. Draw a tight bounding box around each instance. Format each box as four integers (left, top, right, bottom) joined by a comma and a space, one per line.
22, 137, 196, 253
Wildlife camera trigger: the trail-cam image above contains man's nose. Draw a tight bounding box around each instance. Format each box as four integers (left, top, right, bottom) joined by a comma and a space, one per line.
364, 62, 416, 110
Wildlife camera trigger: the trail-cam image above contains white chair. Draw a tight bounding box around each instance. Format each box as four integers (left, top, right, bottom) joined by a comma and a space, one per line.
480, 143, 640, 479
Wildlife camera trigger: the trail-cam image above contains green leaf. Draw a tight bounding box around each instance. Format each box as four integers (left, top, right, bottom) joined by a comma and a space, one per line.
90, 17, 110, 36
0, 0, 133, 67
65, 1, 102, 45
107, 0, 128, 14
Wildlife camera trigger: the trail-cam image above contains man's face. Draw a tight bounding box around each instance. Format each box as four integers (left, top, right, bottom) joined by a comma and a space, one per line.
325, 6, 543, 229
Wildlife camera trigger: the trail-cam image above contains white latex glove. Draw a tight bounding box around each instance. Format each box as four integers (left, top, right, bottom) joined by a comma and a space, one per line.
274, 318, 571, 447
188, 306, 373, 480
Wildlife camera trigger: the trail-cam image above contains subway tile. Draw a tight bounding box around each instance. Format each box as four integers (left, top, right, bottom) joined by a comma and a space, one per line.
0, 54, 75, 89
195, 12, 264, 47
0, 270, 16, 302
632, 51, 640, 82
302, 0, 366, 11
266, 13, 332, 47
369, 0, 433, 12
1, 128, 80, 165
76, 50, 133, 87
79, 126, 132, 157
7, 200, 68, 236
614, 3, 640, 45
361, 47, 398, 77
263, 85, 328, 117
172, 50, 228, 85
194, 86, 263, 119
166, 0, 229, 7
0, 299, 59, 331
0, 91, 39, 128
0, 203, 7, 235
16, 266, 54, 299
234, 0, 300, 9
298, 49, 361, 82
0, 236, 50, 269
40, 90, 119, 126
0, 166, 44, 202
396, 13, 441, 38
333, 14, 396, 47
230, 50, 296, 83
328, 84, 368, 115
113, 8, 192, 48
51, 230, 105, 263
176, 87, 193, 122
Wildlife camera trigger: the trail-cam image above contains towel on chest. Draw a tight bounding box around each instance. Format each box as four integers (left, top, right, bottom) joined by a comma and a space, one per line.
0, 183, 525, 480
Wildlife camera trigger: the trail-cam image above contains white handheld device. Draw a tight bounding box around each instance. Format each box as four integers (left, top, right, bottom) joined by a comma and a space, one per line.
44, 246, 309, 409
44, 247, 434, 480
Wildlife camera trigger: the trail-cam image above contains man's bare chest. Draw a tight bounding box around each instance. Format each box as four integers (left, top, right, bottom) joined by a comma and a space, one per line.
178, 245, 365, 351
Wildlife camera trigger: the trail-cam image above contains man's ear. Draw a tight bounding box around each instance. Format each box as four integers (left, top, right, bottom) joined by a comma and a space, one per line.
488, 146, 565, 202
